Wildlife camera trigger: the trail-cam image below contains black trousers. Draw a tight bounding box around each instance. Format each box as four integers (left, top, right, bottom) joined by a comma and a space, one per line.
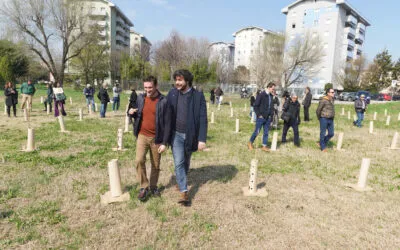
304, 106, 310, 121
44, 100, 52, 112
7, 104, 17, 116
282, 120, 300, 146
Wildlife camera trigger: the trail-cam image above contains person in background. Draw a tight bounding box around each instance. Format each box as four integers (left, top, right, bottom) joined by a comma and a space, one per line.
281, 93, 301, 146
98, 82, 110, 118
53, 82, 67, 117
20, 80, 35, 111
271, 90, 280, 129
302, 86, 312, 122
354, 94, 367, 128
249, 91, 256, 118
214, 86, 223, 105
83, 84, 95, 112
4, 82, 18, 117
112, 83, 122, 112
43, 83, 53, 112
316, 88, 335, 152
248, 82, 276, 152
210, 88, 215, 104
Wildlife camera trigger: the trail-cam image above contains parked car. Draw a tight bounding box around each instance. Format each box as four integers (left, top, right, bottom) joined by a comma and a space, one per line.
371, 93, 392, 101
355, 90, 371, 104
339, 92, 357, 101
391, 95, 400, 101
313, 91, 325, 100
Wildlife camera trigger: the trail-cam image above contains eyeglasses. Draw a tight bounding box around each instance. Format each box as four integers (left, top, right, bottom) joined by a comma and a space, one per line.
329, 92, 334, 94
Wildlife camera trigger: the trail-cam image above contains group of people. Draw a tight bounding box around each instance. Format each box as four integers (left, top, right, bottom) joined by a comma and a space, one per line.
246, 83, 367, 152
209, 86, 223, 105
127, 69, 207, 206
83, 83, 123, 118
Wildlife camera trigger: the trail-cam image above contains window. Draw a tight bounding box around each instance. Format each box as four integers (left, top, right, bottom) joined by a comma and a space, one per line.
326, 18, 331, 24
101, 7, 105, 11
292, 23, 296, 29
314, 19, 319, 26
315, 8, 320, 13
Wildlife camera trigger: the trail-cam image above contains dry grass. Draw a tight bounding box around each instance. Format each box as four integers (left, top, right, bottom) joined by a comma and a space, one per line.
0, 88, 399, 249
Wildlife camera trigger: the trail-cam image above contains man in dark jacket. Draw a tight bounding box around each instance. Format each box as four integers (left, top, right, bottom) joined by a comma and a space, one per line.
83, 84, 95, 112
128, 76, 168, 201
98, 83, 110, 118
354, 94, 367, 127
160, 69, 207, 206
281, 93, 301, 146
316, 88, 335, 152
43, 83, 53, 112
302, 86, 312, 121
248, 82, 276, 152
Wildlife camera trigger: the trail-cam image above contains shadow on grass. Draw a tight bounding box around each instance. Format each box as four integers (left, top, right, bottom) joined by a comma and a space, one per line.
166, 165, 238, 201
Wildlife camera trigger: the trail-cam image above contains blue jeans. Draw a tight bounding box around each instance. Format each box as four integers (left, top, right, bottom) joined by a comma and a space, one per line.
172, 131, 192, 193
319, 118, 334, 150
112, 97, 120, 111
249, 117, 271, 146
356, 112, 364, 127
86, 96, 95, 111
100, 103, 107, 118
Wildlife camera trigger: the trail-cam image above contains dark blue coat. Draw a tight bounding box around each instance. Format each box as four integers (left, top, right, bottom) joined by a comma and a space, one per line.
128, 91, 167, 144
254, 90, 274, 119
164, 88, 208, 153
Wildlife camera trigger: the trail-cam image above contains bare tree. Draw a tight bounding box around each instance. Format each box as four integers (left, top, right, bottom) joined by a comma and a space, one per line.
250, 33, 285, 88
334, 56, 367, 91
282, 32, 324, 89
153, 30, 210, 81
1, 0, 90, 85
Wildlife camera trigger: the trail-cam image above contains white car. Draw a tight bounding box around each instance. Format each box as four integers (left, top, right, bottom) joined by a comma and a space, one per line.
313, 91, 325, 100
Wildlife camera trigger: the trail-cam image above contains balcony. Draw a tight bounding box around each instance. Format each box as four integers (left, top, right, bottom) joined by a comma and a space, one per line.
116, 25, 125, 34
346, 14, 357, 27
345, 26, 356, 36
357, 22, 366, 31
97, 21, 107, 27
116, 16, 125, 25
91, 10, 107, 17
345, 38, 355, 50
98, 30, 106, 38
355, 30, 364, 45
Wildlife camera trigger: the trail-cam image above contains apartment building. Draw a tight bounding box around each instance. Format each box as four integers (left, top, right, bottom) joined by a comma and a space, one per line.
130, 30, 152, 61
209, 42, 235, 69
65, 0, 134, 84
282, 0, 370, 89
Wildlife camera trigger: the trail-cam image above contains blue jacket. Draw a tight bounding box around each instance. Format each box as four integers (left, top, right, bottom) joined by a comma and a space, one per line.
254, 90, 274, 119
128, 91, 168, 144
83, 87, 94, 97
164, 88, 208, 152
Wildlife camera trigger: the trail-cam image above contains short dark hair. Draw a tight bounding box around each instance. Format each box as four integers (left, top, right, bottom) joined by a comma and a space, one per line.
173, 69, 193, 87
143, 75, 158, 86
326, 88, 334, 94
306, 86, 310, 92
267, 82, 275, 88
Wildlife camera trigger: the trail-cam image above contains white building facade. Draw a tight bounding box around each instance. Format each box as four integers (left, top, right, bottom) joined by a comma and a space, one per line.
130, 31, 152, 61
209, 42, 235, 70
232, 26, 279, 84
66, 0, 134, 84
282, 0, 370, 89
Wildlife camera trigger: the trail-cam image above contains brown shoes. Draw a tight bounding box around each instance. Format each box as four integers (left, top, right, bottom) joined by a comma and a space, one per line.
247, 142, 254, 150
261, 146, 270, 152
178, 191, 190, 206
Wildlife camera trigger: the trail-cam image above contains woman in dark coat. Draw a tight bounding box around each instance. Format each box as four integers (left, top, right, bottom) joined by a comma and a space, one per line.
281, 92, 301, 146
4, 82, 18, 117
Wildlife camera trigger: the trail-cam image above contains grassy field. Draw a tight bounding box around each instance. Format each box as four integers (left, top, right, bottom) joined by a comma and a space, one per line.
1, 86, 399, 249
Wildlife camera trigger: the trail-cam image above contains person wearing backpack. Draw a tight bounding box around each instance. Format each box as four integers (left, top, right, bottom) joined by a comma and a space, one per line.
53, 82, 67, 117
